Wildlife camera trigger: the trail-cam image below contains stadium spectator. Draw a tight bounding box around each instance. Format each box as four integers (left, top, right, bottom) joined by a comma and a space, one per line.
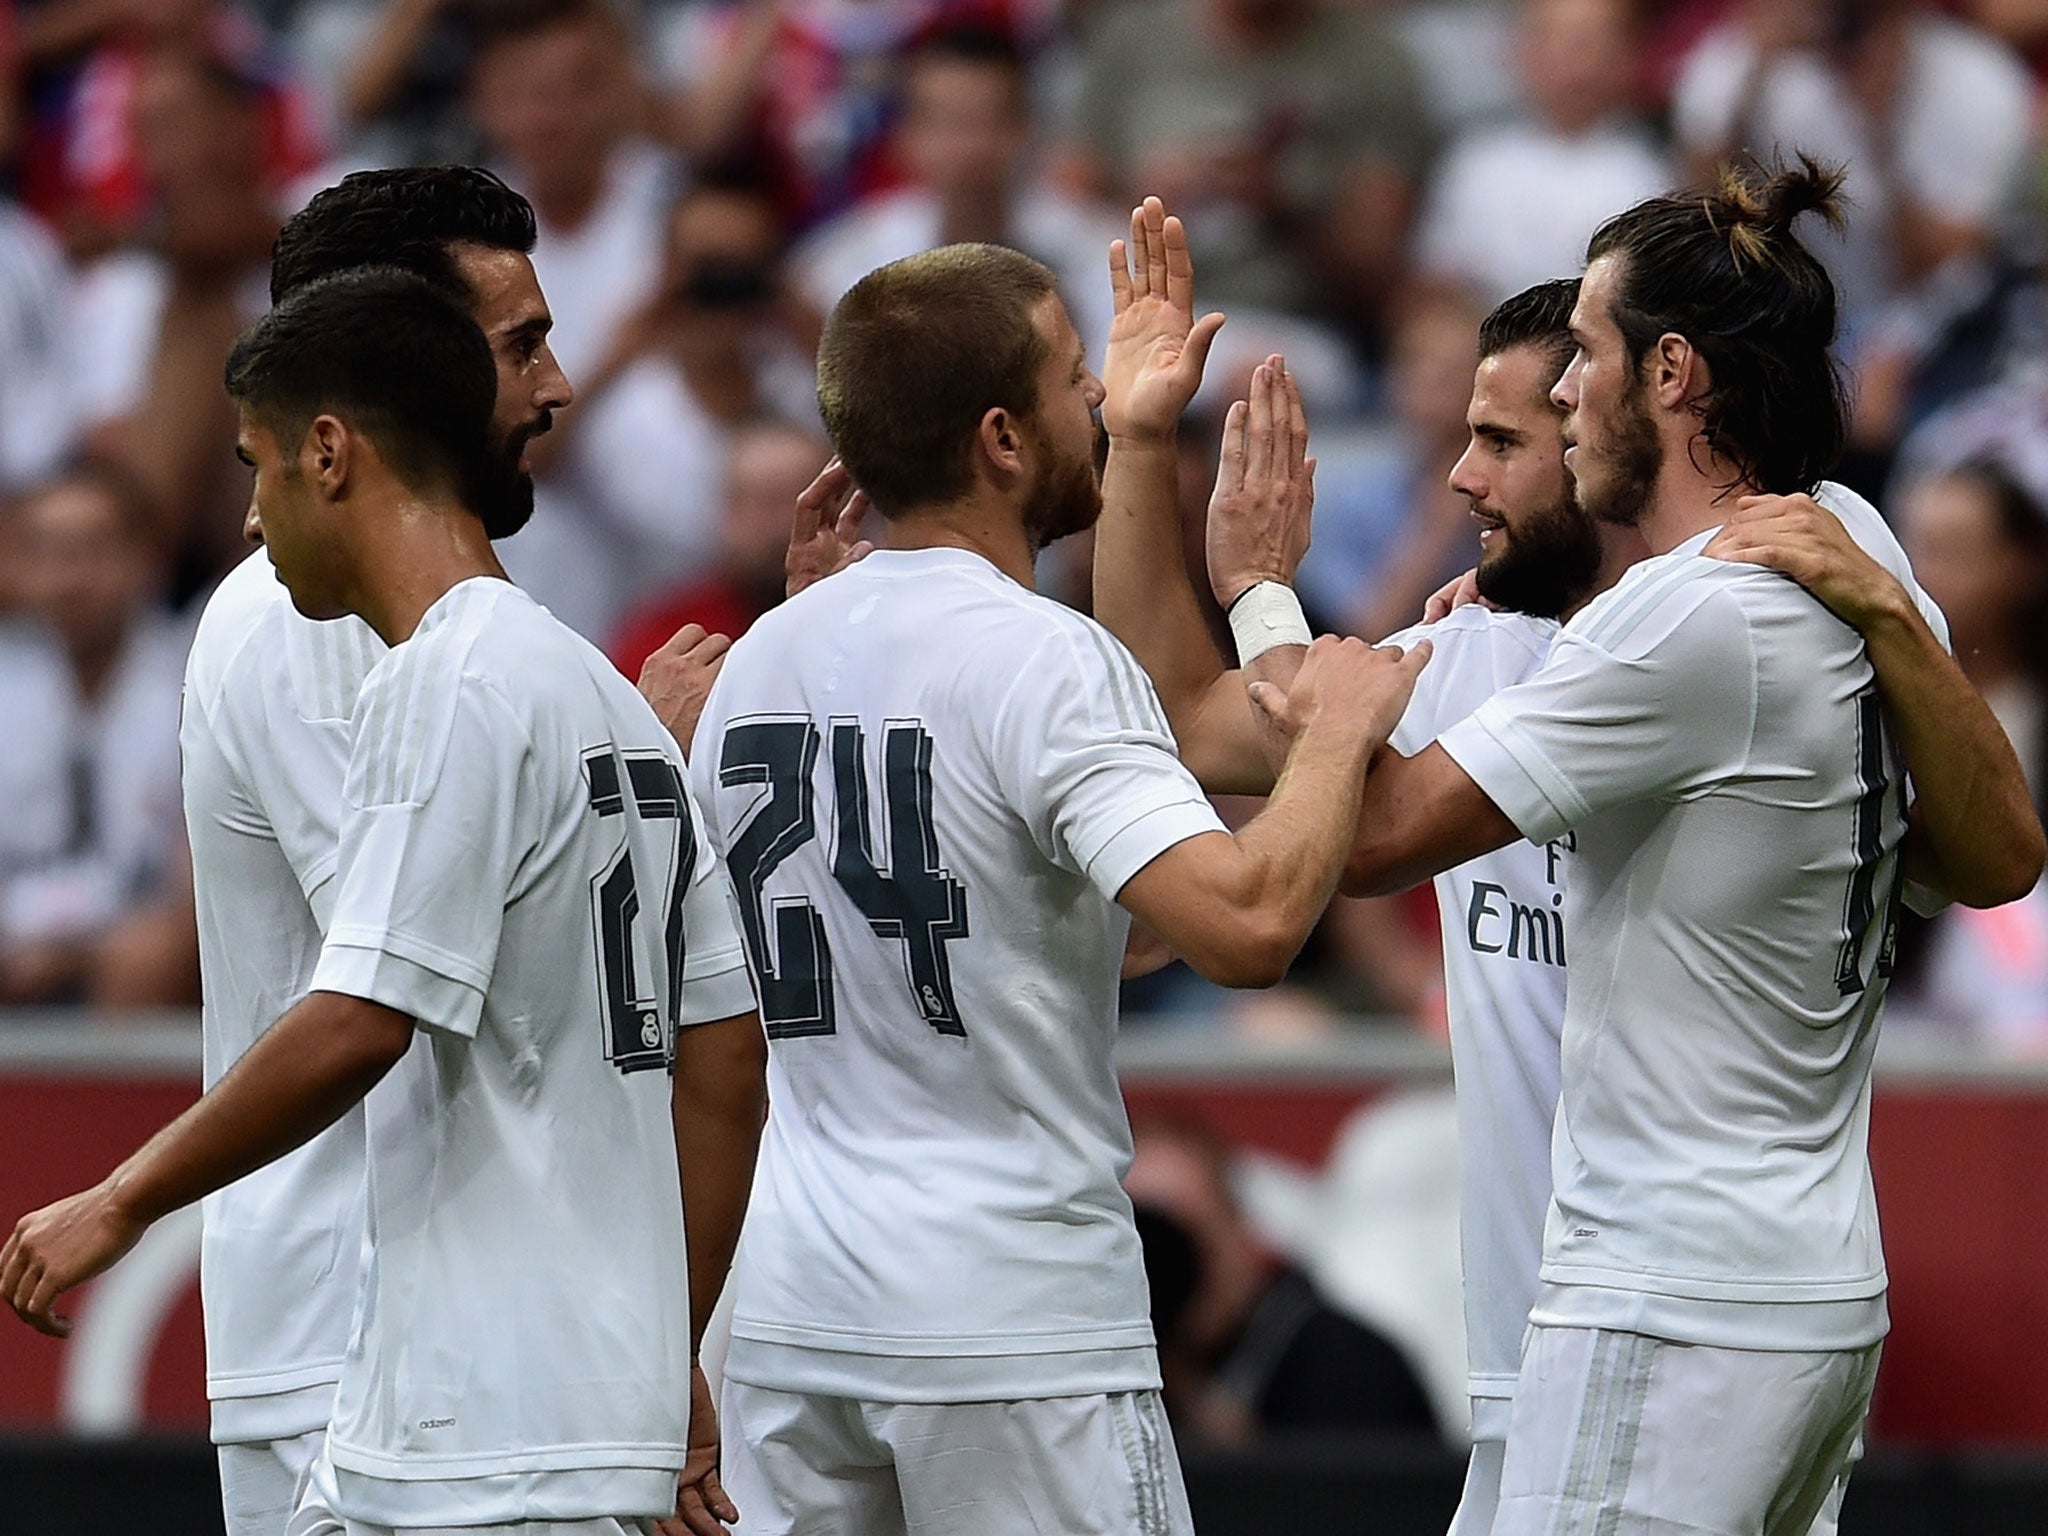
1061, 0, 1431, 350
1881, 460, 2048, 1051
464, 0, 682, 636
0, 198, 84, 496
1127, 1117, 1438, 1445
1411, 0, 1671, 307
1670, 0, 2035, 371
608, 416, 831, 682
518, 176, 816, 639
71, 54, 281, 596
664, 0, 1058, 232
1295, 290, 1484, 641
0, 462, 194, 1007
13, 0, 320, 258
792, 26, 1122, 360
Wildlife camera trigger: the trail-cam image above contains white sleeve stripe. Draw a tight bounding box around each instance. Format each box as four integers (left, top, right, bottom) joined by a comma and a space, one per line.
1080, 624, 1140, 733
1574, 556, 1704, 651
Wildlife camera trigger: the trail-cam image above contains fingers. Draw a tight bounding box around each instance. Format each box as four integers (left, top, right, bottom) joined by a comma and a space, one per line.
792, 458, 849, 533
1247, 680, 1287, 724
1183, 310, 1226, 381
1396, 637, 1434, 678
1126, 205, 1149, 300
701, 1468, 740, 1525
1141, 197, 1169, 302
1108, 237, 1133, 314
1162, 211, 1195, 312
1243, 360, 1278, 487
1284, 365, 1309, 480
1215, 400, 1249, 496
832, 489, 871, 545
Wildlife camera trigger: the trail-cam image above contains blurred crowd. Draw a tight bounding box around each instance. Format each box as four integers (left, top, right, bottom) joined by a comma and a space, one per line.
0, 0, 2043, 1044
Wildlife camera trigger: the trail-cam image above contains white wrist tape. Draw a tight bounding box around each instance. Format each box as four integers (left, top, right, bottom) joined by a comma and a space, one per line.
1227, 581, 1312, 666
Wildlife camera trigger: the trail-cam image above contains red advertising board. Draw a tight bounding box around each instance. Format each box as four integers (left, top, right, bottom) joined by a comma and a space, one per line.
4, 1027, 2048, 1446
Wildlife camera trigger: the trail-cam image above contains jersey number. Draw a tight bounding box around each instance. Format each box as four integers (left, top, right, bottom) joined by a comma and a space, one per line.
584, 749, 696, 1074
719, 718, 970, 1039
1836, 687, 1904, 997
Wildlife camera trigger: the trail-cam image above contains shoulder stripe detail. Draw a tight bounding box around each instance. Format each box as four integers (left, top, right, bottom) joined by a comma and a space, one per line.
1574, 554, 1713, 651
1079, 622, 1140, 733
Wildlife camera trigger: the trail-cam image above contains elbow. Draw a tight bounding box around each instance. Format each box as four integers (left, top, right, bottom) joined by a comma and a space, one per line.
1182, 916, 1301, 991
1963, 823, 2047, 910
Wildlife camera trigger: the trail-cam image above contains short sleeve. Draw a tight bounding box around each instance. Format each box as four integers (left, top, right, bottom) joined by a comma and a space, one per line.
675, 783, 759, 1026
310, 668, 537, 1040
1437, 584, 1758, 846
989, 619, 1226, 902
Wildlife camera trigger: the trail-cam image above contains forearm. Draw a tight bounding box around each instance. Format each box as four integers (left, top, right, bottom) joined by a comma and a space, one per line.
1866, 600, 2045, 906
341, 0, 443, 125
671, 1014, 767, 1350
1095, 435, 1226, 723
105, 993, 412, 1227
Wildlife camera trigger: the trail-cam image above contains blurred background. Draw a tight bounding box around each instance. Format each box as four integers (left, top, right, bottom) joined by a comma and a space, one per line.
1, 0, 2047, 1529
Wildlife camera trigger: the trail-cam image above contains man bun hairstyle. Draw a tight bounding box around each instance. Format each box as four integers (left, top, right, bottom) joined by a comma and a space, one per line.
816, 244, 1059, 517
1586, 153, 1849, 495
270, 166, 538, 306
1478, 277, 1580, 380
227, 269, 501, 514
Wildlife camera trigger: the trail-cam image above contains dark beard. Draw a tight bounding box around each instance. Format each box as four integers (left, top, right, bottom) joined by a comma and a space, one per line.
1021, 429, 1105, 553
481, 413, 551, 539
1474, 492, 1603, 621
1574, 376, 1662, 529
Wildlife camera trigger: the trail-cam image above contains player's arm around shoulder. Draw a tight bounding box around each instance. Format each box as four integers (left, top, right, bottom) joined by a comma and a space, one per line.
1117, 635, 1429, 987
1709, 493, 2045, 907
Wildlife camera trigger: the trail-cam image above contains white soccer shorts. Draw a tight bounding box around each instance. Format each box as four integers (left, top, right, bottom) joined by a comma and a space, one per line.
721, 1380, 1196, 1536
282, 1445, 658, 1536
1492, 1325, 1880, 1536
219, 1428, 325, 1536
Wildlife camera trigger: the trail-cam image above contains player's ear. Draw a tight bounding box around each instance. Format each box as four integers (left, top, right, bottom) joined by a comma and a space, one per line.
978, 406, 1026, 482
1652, 332, 1704, 410
305, 415, 353, 498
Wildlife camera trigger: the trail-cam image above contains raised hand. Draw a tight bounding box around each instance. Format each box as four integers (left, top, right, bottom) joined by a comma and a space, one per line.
1206, 357, 1315, 609
1706, 493, 1904, 630
1102, 196, 1227, 441
786, 459, 874, 600
638, 624, 733, 758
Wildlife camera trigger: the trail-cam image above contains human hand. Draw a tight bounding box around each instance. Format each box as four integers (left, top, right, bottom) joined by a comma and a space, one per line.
1247, 634, 1431, 751
786, 460, 874, 599
1421, 567, 1494, 623
656, 1362, 739, 1536
1102, 196, 1226, 442
1705, 493, 1908, 631
1206, 358, 1314, 608
1, 1183, 147, 1338
638, 626, 733, 757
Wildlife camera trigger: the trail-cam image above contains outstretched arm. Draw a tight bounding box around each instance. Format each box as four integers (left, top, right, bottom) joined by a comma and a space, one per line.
1, 992, 414, 1336
1091, 197, 1277, 793
1708, 495, 2045, 908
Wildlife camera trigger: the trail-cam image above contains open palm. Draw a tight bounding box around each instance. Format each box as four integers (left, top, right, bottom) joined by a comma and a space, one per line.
1102, 196, 1225, 440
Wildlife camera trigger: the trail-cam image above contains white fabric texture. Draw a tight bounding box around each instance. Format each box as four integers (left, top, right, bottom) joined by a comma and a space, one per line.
720, 1381, 1194, 1536
1493, 1325, 1878, 1536
219, 1427, 326, 1536
690, 547, 1223, 1403
1437, 484, 1944, 1353
183, 552, 383, 1441
308, 577, 753, 1525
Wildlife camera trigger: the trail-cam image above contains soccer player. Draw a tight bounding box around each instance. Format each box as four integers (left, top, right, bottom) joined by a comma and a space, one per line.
171, 166, 579, 1536
1236, 165, 2043, 1532
686, 242, 1425, 1536
2, 272, 760, 1536
1094, 199, 2040, 1533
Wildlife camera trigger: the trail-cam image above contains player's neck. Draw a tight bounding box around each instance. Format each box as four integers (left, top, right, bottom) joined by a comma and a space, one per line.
1639, 447, 1757, 556
351, 497, 510, 646
882, 501, 1038, 589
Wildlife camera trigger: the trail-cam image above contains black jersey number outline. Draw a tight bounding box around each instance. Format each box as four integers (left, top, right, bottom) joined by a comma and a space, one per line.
1835, 685, 1905, 996
720, 715, 970, 1038
584, 748, 696, 1073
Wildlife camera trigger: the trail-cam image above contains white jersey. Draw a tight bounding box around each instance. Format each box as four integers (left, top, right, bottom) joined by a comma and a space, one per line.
688, 548, 1227, 1404
1438, 485, 1947, 1352
181, 551, 383, 1445
1383, 606, 1565, 1421
304, 578, 756, 1526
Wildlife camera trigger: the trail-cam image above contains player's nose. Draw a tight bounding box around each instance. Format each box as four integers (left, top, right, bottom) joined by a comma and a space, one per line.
243, 505, 264, 547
